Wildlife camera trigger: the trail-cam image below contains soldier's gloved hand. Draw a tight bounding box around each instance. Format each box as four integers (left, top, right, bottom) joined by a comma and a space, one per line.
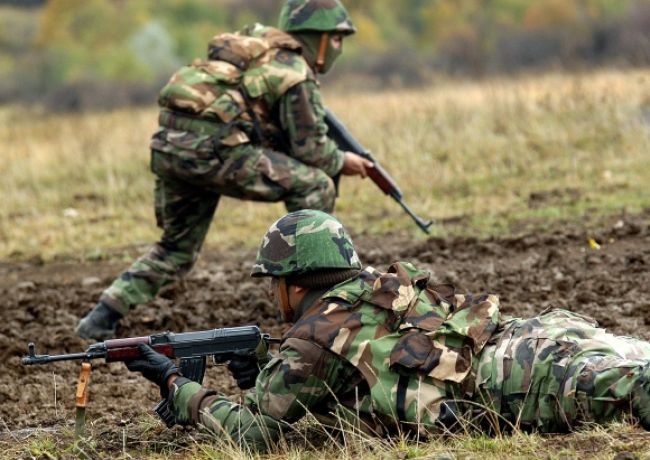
126, 344, 180, 397
227, 350, 260, 390
227, 339, 272, 390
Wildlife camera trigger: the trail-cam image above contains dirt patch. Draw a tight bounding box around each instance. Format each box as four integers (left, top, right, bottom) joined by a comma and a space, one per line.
1, 210, 649, 452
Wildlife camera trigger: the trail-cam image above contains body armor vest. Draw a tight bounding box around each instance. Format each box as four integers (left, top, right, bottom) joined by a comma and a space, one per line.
157, 24, 314, 147
286, 262, 501, 428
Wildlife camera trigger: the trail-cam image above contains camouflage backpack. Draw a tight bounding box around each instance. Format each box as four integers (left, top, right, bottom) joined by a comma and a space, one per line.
157, 24, 314, 146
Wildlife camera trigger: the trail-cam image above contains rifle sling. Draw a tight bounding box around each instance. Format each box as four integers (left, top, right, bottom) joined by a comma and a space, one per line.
396, 374, 409, 422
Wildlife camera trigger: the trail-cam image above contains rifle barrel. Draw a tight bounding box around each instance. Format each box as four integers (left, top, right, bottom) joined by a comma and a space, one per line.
324, 108, 434, 234
22, 351, 94, 365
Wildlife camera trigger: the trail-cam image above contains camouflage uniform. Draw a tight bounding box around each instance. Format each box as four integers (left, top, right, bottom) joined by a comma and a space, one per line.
97, 23, 349, 317
169, 287, 650, 451
166, 211, 650, 452
475, 309, 650, 432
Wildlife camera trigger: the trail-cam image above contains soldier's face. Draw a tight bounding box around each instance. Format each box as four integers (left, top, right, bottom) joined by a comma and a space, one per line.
320, 33, 344, 74
269, 277, 308, 323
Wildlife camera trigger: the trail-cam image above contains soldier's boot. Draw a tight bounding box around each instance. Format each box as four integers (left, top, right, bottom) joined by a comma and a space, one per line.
76, 301, 123, 340
632, 366, 650, 430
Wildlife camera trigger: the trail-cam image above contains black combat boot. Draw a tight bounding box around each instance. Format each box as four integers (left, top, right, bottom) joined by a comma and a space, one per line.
76, 301, 123, 340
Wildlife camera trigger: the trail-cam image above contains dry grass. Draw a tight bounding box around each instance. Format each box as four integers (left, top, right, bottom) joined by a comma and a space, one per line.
1, 69, 649, 260
336, 69, 650, 232
5, 414, 649, 459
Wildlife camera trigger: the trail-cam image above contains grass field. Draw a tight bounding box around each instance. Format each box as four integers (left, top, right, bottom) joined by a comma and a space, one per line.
1, 69, 649, 261
9, 417, 650, 459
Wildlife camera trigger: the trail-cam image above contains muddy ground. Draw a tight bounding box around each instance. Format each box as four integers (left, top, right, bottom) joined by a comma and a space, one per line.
1, 210, 649, 456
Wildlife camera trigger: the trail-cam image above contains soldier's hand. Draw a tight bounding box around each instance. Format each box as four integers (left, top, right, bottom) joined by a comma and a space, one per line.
126, 344, 180, 396
227, 350, 261, 390
341, 152, 374, 178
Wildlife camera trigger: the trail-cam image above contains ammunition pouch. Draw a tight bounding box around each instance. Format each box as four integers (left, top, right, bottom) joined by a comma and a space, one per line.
158, 109, 253, 148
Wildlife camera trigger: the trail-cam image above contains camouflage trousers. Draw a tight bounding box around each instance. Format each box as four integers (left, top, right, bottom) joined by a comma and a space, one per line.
474, 309, 650, 432
100, 145, 336, 315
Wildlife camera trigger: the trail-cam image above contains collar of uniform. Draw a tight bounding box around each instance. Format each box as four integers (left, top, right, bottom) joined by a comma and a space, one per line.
293, 286, 330, 321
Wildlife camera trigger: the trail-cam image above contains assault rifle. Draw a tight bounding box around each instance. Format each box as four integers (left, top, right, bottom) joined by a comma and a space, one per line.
325, 108, 434, 234
22, 325, 277, 431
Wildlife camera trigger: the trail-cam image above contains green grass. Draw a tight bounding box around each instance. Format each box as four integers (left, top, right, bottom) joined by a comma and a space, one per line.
4, 417, 649, 459
1, 69, 649, 262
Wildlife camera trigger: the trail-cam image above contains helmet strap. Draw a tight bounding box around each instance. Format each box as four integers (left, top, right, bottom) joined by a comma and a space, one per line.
315, 32, 329, 73
278, 277, 294, 323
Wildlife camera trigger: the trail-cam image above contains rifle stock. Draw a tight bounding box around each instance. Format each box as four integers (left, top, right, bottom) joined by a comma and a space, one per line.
324, 108, 433, 234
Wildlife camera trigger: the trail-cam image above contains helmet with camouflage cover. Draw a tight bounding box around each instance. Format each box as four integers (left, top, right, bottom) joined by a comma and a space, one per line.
278, 0, 356, 36
251, 210, 361, 278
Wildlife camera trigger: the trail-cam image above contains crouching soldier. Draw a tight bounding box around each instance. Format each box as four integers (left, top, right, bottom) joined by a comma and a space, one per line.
125, 210, 650, 452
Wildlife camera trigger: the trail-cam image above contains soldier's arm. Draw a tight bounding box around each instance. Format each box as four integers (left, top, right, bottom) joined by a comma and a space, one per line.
279, 80, 345, 177
169, 338, 358, 450
249, 338, 361, 420
169, 376, 284, 452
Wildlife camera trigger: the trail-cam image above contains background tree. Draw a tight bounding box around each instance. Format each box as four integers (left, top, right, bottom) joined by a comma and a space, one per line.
0, 0, 647, 110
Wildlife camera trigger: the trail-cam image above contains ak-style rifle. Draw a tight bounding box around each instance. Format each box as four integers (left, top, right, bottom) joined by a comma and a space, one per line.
23, 325, 277, 430
325, 108, 434, 234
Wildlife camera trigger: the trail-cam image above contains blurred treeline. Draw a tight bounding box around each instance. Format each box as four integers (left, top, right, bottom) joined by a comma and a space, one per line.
1, 0, 648, 111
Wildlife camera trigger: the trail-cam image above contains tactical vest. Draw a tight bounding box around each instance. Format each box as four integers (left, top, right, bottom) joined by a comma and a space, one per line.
286, 262, 501, 429
157, 24, 314, 147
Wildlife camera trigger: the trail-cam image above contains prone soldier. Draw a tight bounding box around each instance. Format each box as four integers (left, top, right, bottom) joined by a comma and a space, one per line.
124, 210, 650, 452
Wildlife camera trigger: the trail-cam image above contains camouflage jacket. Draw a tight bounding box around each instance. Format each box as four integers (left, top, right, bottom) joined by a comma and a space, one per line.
150, 23, 344, 177
170, 262, 502, 450
286, 261, 502, 430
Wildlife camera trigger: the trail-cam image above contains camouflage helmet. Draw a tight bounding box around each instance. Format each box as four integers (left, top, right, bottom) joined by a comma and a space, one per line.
251, 210, 361, 278
278, 0, 356, 36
